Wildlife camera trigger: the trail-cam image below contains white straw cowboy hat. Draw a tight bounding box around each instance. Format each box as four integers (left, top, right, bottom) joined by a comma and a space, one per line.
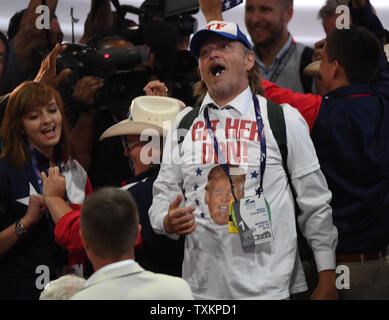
99, 96, 185, 140
304, 60, 322, 76
304, 43, 389, 76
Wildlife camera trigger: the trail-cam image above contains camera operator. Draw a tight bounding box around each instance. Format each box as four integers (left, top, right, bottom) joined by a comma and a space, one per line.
65, 34, 148, 188
61, 0, 200, 188
0, 0, 115, 95
137, 0, 200, 106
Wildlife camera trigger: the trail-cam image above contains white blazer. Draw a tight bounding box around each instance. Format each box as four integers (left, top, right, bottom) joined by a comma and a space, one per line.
71, 262, 194, 300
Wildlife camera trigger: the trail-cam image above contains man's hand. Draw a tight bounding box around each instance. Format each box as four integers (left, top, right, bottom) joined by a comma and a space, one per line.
311, 270, 339, 300
312, 39, 327, 95
199, 0, 223, 23
22, 195, 46, 229
41, 166, 66, 200
34, 43, 72, 87
72, 76, 104, 105
313, 39, 326, 62
41, 166, 73, 224
143, 80, 168, 97
163, 195, 196, 235
351, 0, 366, 9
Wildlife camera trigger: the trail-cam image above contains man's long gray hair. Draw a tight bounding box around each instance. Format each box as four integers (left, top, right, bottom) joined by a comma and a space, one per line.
193, 62, 264, 104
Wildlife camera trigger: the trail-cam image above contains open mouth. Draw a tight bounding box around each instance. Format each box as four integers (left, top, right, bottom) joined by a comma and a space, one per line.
251, 25, 265, 31
211, 64, 226, 77
127, 141, 144, 152
41, 127, 56, 137
249, 25, 267, 36
218, 205, 229, 218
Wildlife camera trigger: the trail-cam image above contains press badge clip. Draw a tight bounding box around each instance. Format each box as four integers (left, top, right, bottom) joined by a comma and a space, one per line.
229, 196, 273, 247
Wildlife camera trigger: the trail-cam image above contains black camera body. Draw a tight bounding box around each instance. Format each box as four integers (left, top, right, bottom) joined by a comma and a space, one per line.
137, 0, 199, 37
56, 43, 148, 112
56, 0, 199, 114
117, 0, 200, 105
116, 0, 199, 38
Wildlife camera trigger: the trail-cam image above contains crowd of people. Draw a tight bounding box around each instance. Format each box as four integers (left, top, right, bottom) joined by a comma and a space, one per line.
0, 0, 388, 300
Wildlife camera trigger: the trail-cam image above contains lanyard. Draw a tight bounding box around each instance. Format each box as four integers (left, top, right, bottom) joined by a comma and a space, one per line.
252, 94, 266, 195
30, 146, 44, 194
204, 106, 237, 201
29, 145, 62, 194
203, 94, 267, 198
269, 41, 296, 83
29, 144, 63, 233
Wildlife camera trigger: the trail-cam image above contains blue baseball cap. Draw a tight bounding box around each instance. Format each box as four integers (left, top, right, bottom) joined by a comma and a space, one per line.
190, 21, 253, 59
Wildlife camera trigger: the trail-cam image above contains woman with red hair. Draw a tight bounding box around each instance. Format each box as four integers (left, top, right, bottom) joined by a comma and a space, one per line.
0, 81, 91, 299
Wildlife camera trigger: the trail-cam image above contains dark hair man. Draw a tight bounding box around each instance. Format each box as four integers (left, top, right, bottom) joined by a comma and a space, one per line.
149, 20, 338, 300
71, 187, 193, 300
262, 0, 389, 299
320, 26, 380, 93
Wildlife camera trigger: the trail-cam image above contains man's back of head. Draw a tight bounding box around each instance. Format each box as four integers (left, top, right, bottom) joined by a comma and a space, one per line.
74, 187, 194, 300
80, 187, 139, 265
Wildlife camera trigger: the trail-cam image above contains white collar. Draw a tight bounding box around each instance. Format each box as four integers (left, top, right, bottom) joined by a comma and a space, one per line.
85, 259, 135, 287
200, 86, 253, 115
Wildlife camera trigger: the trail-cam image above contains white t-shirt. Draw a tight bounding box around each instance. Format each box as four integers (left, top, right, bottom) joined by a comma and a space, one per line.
149, 87, 337, 300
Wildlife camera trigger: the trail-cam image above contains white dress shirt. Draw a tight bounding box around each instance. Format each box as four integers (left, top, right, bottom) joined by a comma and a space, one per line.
149, 87, 338, 299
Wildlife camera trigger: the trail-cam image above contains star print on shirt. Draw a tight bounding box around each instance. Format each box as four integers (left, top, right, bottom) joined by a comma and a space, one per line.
193, 184, 199, 191
200, 211, 205, 218
16, 183, 39, 206
195, 168, 202, 176
256, 187, 261, 196
195, 198, 200, 206
222, 0, 243, 12
251, 171, 259, 179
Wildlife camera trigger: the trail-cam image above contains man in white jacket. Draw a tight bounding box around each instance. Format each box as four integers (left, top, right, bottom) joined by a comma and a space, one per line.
71, 187, 193, 300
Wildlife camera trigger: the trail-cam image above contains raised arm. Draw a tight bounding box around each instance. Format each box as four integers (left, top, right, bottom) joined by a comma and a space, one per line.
199, 0, 223, 23
262, 79, 322, 130
13, 0, 59, 75
349, 0, 384, 40
351, 0, 366, 9
79, 0, 114, 44
33, 43, 72, 87
41, 165, 90, 263
349, 0, 389, 97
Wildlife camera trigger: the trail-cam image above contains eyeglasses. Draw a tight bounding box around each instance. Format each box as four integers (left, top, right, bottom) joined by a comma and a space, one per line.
126, 141, 145, 151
